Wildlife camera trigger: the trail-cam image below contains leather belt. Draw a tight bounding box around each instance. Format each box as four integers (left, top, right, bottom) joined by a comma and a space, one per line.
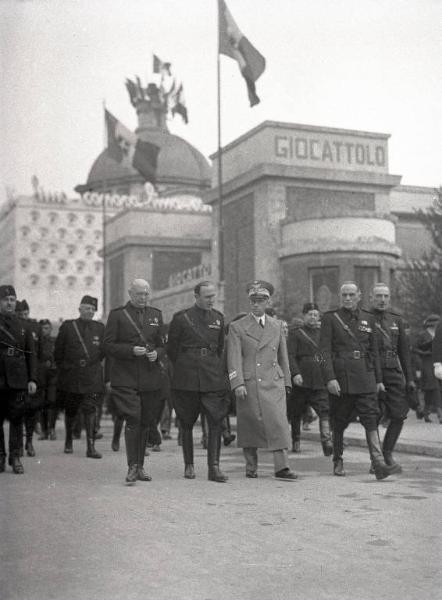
335, 350, 366, 359
2, 346, 21, 357
183, 347, 215, 356
382, 350, 397, 358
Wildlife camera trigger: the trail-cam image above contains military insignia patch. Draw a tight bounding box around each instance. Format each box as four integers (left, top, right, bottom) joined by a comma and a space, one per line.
92, 335, 100, 345
228, 370, 237, 380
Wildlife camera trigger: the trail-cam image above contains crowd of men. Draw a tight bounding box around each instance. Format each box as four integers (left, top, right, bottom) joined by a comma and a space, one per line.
1, 277, 441, 485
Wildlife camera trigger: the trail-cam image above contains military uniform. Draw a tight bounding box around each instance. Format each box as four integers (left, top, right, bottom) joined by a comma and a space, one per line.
413, 317, 442, 422
287, 324, 332, 455
320, 306, 400, 478
371, 309, 413, 468
167, 304, 229, 480
104, 301, 164, 479
37, 330, 58, 440
0, 308, 37, 473
55, 317, 105, 458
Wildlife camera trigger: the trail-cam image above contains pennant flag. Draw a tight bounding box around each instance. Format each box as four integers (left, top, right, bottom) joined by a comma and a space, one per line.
218, 0, 266, 106
105, 109, 160, 183
171, 82, 189, 124
153, 54, 172, 76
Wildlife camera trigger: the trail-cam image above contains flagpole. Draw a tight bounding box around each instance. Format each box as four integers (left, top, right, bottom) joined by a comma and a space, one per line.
217, 20, 224, 284
102, 99, 107, 320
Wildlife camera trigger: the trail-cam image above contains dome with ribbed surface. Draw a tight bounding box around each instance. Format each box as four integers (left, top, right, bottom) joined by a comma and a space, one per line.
85, 129, 211, 189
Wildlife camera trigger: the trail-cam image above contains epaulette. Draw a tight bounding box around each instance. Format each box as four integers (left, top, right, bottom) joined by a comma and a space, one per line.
389, 309, 401, 317
361, 308, 374, 315
111, 305, 125, 312
172, 308, 188, 318
212, 308, 224, 318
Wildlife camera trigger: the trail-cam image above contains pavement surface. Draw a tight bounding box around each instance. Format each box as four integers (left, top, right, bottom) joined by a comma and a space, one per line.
1, 417, 441, 600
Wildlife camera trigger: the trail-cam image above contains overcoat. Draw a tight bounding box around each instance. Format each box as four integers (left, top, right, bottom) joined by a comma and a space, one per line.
103, 302, 164, 392
54, 318, 104, 394
227, 314, 291, 450
0, 313, 36, 390
433, 322, 442, 364
319, 307, 381, 395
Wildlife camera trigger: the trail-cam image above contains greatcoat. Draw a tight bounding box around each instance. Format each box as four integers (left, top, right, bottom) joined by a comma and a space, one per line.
227, 314, 291, 450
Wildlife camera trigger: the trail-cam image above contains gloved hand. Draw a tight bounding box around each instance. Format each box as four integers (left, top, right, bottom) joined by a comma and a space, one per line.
327, 379, 341, 396
235, 385, 247, 400
293, 374, 303, 387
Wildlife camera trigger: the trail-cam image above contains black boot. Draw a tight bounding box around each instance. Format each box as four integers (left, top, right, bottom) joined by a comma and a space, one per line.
64, 413, 75, 453
137, 426, 152, 481
332, 428, 345, 476
0, 454, 5, 473
207, 427, 228, 482
48, 408, 58, 440
319, 417, 333, 457
382, 419, 404, 473
124, 424, 139, 485
182, 428, 195, 479
9, 453, 24, 474
85, 412, 102, 459
39, 410, 49, 440
111, 416, 124, 452
366, 429, 401, 480
291, 416, 301, 453
25, 413, 36, 457
222, 416, 236, 446
0, 426, 6, 473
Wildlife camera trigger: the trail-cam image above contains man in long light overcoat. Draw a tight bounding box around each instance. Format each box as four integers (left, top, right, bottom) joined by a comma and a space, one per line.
227, 281, 297, 480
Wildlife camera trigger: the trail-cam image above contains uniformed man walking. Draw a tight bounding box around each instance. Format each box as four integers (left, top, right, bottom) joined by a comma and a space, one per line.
320, 281, 401, 480
287, 302, 332, 456
369, 283, 415, 471
167, 281, 229, 482
227, 281, 297, 480
104, 279, 164, 484
0, 285, 37, 474
55, 295, 104, 459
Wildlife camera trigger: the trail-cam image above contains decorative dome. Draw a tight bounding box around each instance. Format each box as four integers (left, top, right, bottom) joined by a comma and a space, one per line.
84, 130, 211, 190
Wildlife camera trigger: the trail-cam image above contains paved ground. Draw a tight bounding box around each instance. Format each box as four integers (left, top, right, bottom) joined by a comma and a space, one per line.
1, 419, 441, 600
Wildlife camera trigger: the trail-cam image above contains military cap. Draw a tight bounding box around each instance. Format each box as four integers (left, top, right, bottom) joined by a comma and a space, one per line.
80, 295, 98, 310
0, 285, 16, 299
424, 314, 440, 327
246, 280, 274, 298
16, 299, 30, 312
302, 302, 319, 314
39, 319, 51, 326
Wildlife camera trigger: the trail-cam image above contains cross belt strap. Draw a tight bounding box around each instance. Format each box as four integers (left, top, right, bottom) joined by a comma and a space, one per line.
375, 322, 392, 343
298, 327, 320, 349
123, 308, 151, 349
72, 321, 91, 361
333, 312, 358, 343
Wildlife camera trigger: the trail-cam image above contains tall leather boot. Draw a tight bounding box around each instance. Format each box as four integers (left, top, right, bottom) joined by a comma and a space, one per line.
64, 413, 75, 453
48, 408, 57, 440
182, 427, 195, 479
207, 427, 228, 482
124, 424, 139, 485
382, 419, 404, 472
332, 428, 345, 476
137, 426, 152, 481
200, 414, 208, 449
291, 416, 301, 453
8, 421, 24, 474
366, 429, 401, 480
111, 415, 124, 452
0, 424, 6, 473
39, 410, 49, 440
25, 413, 36, 457
85, 412, 102, 459
319, 417, 333, 456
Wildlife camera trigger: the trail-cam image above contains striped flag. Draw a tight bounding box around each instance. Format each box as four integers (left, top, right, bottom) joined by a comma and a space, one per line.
105, 110, 160, 183
218, 0, 266, 106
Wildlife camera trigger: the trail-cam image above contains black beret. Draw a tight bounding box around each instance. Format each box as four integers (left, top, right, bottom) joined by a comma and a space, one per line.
80, 295, 98, 310
0, 285, 16, 299
16, 299, 30, 312
302, 302, 319, 314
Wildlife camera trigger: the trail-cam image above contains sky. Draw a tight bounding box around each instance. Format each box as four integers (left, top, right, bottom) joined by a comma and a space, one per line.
1, 0, 441, 204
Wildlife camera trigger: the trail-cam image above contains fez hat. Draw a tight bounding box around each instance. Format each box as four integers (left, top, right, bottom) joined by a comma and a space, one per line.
16, 299, 30, 312
302, 302, 319, 314
423, 314, 440, 327
80, 295, 98, 310
0, 285, 16, 299
246, 280, 274, 298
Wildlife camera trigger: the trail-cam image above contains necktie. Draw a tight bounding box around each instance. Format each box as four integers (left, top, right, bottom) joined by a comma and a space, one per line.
259, 318, 264, 328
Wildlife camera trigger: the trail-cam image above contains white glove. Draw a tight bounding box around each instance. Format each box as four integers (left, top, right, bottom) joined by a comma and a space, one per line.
434, 363, 442, 380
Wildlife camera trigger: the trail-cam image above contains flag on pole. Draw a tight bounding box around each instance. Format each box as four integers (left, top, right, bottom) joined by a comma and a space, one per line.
171, 82, 189, 124
153, 54, 172, 76
105, 109, 160, 183
218, 0, 266, 106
